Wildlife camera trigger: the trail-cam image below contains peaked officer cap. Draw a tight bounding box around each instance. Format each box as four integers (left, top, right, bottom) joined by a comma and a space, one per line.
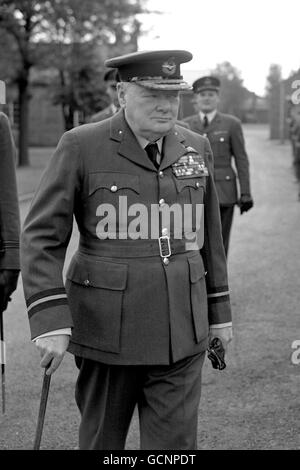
193, 76, 221, 93
105, 50, 192, 91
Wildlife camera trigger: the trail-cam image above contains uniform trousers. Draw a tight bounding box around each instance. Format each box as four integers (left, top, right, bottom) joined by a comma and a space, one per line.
219, 205, 235, 257
75, 351, 205, 450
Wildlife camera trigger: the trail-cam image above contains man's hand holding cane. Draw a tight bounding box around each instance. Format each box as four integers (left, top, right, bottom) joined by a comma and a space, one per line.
35, 335, 70, 375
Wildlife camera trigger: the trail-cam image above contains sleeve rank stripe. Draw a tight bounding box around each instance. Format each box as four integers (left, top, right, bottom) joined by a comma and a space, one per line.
26, 287, 66, 307
27, 293, 68, 312
208, 294, 230, 305
207, 290, 230, 298
210, 322, 232, 328
28, 298, 69, 318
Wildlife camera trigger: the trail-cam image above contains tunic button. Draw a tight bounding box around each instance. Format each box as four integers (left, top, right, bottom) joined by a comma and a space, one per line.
163, 257, 169, 265
203, 133, 207, 138
195, 181, 201, 189
159, 198, 165, 206
225, 176, 230, 180
159, 171, 164, 178
220, 137, 225, 142
110, 185, 118, 192
162, 228, 168, 236
84, 279, 90, 286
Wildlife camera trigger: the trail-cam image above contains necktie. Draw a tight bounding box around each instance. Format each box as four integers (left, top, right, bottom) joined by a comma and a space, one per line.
145, 142, 159, 168
203, 115, 209, 128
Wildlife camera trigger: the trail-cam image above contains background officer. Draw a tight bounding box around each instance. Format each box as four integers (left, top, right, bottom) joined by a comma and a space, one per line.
0, 83, 20, 313
184, 76, 254, 256
89, 68, 119, 123
21, 51, 232, 450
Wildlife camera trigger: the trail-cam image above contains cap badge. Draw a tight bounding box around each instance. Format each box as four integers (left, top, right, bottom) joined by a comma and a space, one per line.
204, 78, 212, 86
162, 58, 176, 76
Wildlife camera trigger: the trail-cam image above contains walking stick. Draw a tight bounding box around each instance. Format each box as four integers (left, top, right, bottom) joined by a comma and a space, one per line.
33, 366, 52, 450
0, 310, 5, 414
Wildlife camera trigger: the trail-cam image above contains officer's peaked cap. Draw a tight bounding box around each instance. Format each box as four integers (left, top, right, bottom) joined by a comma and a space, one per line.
105, 50, 192, 91
193, 76, 220, 93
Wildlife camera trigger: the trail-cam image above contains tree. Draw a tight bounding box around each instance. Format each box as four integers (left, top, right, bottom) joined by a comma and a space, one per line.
266, 64, 282, 97
0, 0, 52, 165
37, 0, 146, 129
265, 64, 283, 139
212, 61, 245, 118
0, 0, 147, 165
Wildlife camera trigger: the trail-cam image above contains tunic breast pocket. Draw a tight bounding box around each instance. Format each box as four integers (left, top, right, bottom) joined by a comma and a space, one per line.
173, 177, 206, 233
209, 133, 229, 157
88, 172, 140, 206
87, 172, 140, 236
173, 177, 206, 204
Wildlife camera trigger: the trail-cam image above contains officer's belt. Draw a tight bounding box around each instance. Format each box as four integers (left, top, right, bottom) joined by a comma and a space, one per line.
78, 237, 198, 258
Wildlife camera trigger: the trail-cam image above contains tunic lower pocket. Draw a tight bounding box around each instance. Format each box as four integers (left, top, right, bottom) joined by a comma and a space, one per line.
65, 254, 128, 353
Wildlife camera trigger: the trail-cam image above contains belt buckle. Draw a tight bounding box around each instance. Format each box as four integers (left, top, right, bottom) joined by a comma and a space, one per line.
158, 235, 171, 258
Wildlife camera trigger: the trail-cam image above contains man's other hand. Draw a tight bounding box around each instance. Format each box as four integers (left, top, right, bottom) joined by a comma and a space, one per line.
36, 335, 70, 375
239, 194, 254, 214
0, 269, 19, 311
209, 326, 233, 350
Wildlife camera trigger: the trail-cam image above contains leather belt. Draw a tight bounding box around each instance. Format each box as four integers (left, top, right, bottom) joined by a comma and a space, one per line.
78, 236, 196, 258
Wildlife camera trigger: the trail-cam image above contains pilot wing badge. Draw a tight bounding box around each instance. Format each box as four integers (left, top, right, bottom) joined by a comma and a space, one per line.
172, 146, 209, 178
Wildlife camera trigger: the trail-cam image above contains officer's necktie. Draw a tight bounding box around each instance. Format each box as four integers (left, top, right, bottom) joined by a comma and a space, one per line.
203, 115, 209, 129
145, 142, 159, 168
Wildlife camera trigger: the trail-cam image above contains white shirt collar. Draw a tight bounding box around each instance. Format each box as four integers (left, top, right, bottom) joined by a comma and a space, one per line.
110, 103, 118, 114
199, 109, 217, 124
134, 134, 164, 154
124, 116, 164, 153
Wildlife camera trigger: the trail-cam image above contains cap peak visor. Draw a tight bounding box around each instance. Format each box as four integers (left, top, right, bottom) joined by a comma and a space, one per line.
130, 78, 192, 91
197, 86, 219, 92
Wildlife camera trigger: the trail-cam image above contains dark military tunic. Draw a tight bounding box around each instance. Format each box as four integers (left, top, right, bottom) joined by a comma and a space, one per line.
0, 112, 20, 270
21, 110, 231, 366
184, 111, 251, 205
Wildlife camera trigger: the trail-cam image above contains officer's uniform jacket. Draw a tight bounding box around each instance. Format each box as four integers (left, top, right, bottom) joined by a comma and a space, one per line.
184, 112, 251, 205
0, 112, 20, 270
89, 104, 116, 123
21, 110, 231, 365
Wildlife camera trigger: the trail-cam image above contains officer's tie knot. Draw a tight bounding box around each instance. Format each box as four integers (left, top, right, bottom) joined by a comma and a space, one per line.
145, 142, 159, 169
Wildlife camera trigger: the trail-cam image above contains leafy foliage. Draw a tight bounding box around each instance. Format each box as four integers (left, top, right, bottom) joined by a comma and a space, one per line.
212, 61, 246, 118
0, 0, 147, 163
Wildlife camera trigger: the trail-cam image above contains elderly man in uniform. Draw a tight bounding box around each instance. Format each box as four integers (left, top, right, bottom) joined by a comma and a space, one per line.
89, 68, 119, 123
184, 76, 254, 256
0, 81, 20, 315
21, 51, 232, 450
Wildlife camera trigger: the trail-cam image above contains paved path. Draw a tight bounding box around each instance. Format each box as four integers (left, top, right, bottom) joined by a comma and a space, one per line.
0, 126, 299, 449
